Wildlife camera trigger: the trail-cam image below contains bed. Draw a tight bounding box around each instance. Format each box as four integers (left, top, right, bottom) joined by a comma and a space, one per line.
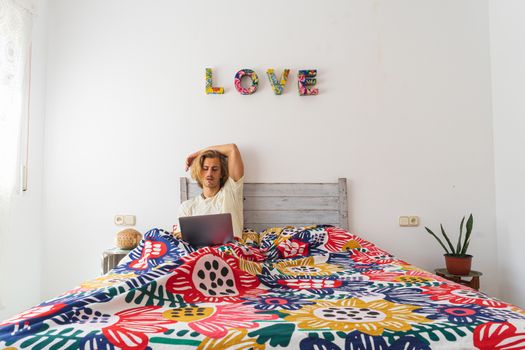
1, 178, 524, 350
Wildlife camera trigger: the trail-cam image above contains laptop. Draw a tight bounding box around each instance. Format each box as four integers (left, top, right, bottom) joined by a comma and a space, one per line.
179, 213, 234, 248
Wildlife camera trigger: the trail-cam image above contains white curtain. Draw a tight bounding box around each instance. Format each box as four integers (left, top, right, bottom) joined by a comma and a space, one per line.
0, 0, 34, 305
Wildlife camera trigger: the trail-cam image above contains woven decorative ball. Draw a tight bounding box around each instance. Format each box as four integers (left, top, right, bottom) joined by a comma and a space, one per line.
116, 228, 142, 250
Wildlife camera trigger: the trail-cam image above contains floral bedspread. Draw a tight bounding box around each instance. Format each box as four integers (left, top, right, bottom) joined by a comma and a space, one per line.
1, 225, 524, 349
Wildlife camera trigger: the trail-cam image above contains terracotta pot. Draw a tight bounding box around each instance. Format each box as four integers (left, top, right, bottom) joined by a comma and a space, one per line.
444, 254, 472, 275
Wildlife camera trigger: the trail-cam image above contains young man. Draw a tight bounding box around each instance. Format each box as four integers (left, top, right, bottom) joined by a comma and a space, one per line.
179, 143, 244, 238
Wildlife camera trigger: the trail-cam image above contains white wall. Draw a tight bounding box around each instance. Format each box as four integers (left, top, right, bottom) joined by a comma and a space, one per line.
42, 0, 499, 299
0, 0, 48, 319
489, 0, 525, 308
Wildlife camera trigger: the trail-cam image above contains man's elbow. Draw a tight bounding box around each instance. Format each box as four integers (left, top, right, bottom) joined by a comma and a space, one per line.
229, 143, 240, 154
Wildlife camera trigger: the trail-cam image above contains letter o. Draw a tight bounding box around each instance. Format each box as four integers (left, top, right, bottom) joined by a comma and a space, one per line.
234, 69, 259, 95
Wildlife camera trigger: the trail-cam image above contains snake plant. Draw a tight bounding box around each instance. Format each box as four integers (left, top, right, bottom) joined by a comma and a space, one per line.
424, 214, 473, 256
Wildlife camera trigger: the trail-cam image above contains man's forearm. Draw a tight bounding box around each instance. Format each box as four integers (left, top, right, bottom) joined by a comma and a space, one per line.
201, 143, 238, 158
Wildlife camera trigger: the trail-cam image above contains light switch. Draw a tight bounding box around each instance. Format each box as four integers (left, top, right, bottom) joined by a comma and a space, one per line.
399, 216, 409, 226
123, 215, 136, 226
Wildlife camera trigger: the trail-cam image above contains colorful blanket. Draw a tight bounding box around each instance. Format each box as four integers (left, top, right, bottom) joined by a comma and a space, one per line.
1, 226, 524, 349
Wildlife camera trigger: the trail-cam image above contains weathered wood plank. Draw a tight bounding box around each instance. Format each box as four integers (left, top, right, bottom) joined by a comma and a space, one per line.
188, 183, 201, 198
243, 183, 338, 197
188, 182, 339, 198
180, 178, 189, 202
244, 210, 339, 224
338, 178, 349, 230
243, 196, 339, 211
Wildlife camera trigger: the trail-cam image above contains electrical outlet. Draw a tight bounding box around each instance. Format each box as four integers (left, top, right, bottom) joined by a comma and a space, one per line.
114, 215, 124, 225
409, 216, 419, 226
115, 215, 136, 226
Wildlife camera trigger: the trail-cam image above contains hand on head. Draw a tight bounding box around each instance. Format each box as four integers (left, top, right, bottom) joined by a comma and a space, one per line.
185, 152, 199, 171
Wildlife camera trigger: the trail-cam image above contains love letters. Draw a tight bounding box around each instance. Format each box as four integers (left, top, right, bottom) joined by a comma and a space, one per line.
205, 68, 318, 96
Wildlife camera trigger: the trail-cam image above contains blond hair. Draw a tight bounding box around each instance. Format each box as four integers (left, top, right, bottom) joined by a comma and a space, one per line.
191, 150, 229, 188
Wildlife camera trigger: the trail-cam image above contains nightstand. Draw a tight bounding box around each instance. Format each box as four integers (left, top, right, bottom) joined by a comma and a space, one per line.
435, 268, 482, 290
101, 248, 131, 274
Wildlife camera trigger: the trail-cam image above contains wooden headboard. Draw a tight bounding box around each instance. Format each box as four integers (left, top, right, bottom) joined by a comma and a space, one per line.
180, 178, 349, 233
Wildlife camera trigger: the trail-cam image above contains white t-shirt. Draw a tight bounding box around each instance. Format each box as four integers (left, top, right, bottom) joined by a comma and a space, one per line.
179, 177, 244, 238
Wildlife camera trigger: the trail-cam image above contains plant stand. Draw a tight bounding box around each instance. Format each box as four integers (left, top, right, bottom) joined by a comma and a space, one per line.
435, 268, 482, 290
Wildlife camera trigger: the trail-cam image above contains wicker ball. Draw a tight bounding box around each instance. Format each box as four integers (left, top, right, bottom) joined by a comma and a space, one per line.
116, 228, 142, 250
